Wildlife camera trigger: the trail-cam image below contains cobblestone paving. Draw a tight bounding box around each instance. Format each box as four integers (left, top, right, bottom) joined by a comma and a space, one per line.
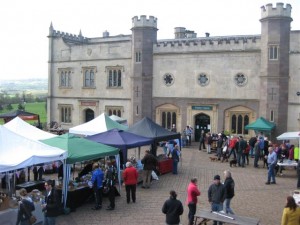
56, 143, 298, 225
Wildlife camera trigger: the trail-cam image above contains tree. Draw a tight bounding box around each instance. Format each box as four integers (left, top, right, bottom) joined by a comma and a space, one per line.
6, 104, 13, 110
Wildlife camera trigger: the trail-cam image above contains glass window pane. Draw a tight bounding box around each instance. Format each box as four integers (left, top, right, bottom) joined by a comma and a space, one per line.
244, 115, 249, 135
231, 115, 236, 133
237, 115, 243, 134
162, 112, 166, 128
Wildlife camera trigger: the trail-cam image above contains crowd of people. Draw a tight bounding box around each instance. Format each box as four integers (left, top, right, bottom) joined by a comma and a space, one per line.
13, 130, 300, 225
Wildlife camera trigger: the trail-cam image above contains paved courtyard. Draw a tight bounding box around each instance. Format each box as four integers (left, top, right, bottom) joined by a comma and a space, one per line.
56, 143, 298, 225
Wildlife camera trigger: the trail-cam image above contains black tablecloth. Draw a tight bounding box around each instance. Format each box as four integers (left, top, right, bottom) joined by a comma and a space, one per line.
56, 186, 93, 211
56, 186, 120, 211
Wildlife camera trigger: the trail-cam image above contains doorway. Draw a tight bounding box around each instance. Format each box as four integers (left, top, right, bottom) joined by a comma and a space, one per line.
194, 113, 210, 141
85, 109, 94, 122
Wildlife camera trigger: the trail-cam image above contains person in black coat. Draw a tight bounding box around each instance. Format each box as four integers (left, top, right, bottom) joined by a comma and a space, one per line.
16, 188, 35, 225
223, 170, 235, 214
162, 190, 184, 225
42, 180, 60, 225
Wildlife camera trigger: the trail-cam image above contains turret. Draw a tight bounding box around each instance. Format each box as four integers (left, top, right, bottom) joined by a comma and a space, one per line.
259, 2, 293, 138
131, 16, 158, 123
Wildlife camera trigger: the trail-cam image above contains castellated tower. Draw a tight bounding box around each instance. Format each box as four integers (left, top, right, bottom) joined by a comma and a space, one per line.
131, 16, 158, 123
259, 3, 292, 137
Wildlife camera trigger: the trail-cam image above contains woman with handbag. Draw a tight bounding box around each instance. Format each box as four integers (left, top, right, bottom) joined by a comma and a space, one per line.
16, 188, 36, 225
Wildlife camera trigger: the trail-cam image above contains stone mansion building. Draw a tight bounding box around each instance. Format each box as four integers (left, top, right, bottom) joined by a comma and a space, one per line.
47, 3, 300, 141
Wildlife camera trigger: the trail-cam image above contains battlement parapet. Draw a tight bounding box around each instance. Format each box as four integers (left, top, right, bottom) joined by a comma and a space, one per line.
132, 15, 157, 28
50, 29, 88, 43
261, 3, 291, 19
155, 36, 260, 49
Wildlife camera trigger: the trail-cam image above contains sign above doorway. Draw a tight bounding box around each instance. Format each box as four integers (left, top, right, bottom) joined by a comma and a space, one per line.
192, 106, 212, 110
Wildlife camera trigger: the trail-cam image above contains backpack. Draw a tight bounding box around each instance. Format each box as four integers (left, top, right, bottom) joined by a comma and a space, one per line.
259, 138, 264, 150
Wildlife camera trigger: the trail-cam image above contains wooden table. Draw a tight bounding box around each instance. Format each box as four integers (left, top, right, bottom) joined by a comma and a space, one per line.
194, 210, 260, 225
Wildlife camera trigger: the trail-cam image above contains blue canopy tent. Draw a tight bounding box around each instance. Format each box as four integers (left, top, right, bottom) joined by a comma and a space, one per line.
85, 128, 154, 166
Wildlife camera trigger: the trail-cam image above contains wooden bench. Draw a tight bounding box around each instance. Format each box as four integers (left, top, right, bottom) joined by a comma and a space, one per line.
194, 210, 260, 225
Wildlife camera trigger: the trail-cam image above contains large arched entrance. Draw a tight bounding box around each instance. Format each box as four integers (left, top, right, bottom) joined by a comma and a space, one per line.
85, 109, 94, 122
194, 113, 210, 141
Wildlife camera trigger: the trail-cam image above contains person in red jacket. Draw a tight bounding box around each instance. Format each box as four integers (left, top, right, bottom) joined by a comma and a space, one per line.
123, 162, 138, 204
186, 177, 201, 225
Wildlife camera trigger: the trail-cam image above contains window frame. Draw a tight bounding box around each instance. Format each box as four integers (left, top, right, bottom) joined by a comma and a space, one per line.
269, 45, 279, 60
58, 68, 72, 88
105, 106, 123, 117
230, 112, 249, 135
106, 67, 123, 88
82, 67, 96, 88
59, 104, 72, 124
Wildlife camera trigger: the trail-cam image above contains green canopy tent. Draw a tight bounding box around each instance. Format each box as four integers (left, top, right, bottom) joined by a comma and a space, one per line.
41, 133, 119, 208
245, 117, 276, 136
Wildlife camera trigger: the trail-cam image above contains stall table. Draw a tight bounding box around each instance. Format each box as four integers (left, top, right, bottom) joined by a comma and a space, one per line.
277, 160, 297, 175
56, 186, 93, 211
157, 158, 173, 175
16, 181, 45, 192
194, 210, 260, 225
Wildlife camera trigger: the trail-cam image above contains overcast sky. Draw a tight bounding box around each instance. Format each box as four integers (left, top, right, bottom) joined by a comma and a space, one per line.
0, 0, 299, 80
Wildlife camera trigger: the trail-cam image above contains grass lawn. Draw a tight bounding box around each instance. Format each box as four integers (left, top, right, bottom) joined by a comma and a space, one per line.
0, 102, 47, 125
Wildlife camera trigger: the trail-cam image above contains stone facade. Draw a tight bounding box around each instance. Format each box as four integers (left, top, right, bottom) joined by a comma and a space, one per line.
47, 3, 300, 141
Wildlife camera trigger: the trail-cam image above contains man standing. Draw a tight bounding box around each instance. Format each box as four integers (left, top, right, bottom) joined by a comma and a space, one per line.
186, 177, 201, 225
185, 126, 192, 146
141, 150, 158, 188
169, 145, 180, 174
162, 190, 184, 225
91, 163, 104, 210
227, 136, 237, 159
216, 133, 223, 160
206, 133, 213, 154
42, 180, 60, 225
237, 136, 247, 167
105, 161, 117, 210
254, 140, 260, 168
266, 147, 277, 185
208, 175, 225, 225
199, 130, 206, 150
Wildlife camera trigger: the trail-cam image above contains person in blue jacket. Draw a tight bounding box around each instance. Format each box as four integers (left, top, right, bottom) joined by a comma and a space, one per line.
91, 163, 104, 210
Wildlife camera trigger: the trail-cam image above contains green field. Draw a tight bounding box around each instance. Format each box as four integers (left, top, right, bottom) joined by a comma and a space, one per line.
0, 102, 47, 125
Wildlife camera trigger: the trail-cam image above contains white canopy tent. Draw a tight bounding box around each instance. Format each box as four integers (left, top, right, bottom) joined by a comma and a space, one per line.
0, 126, 67, 173
69, 113, 127, 136
277, 131, 300, 158
4, 117, 57, 140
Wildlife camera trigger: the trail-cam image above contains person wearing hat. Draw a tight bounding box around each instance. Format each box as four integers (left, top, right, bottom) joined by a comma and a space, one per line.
123, 162, 138, 203
208, 175, 225, 225
16, 188, 35, 225
162, 190, 184, 225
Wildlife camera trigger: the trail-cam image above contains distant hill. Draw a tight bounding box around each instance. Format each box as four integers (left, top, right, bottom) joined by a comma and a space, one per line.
0, 78, 48, 96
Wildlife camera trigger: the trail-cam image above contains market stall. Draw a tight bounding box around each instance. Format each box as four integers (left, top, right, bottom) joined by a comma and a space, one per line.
4, 117, 56, 140
0, 110, 42, 128
86, 128, 154, 166
277, 131, 300, 158
69, 113, 127, 136
127, 117, 181, 159
0, 126, 67, 221
40, 133, 120, 209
